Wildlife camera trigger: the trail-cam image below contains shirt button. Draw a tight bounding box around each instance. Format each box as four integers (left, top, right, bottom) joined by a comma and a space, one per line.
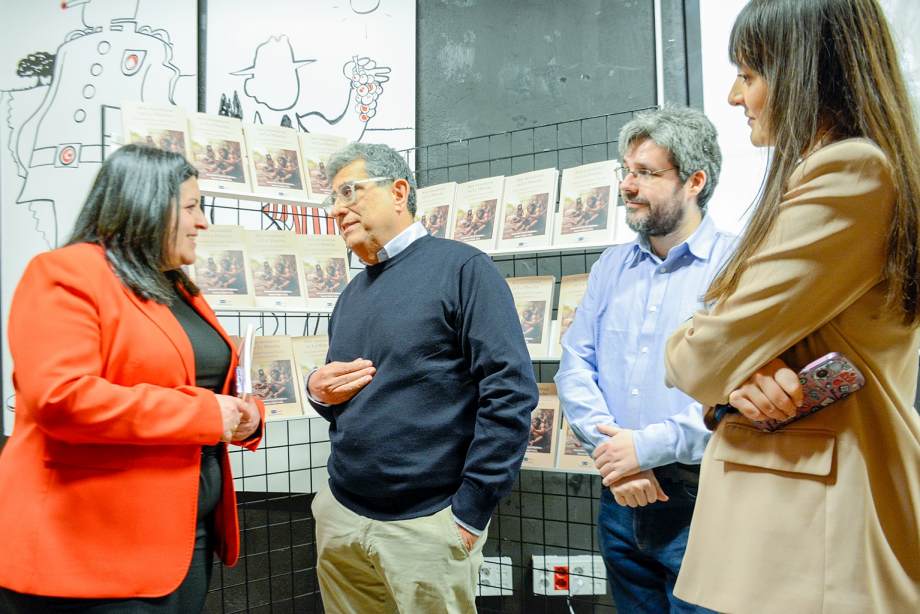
640, 346, 649, 353
649, 305, 658, 312
630, 388, 640, 396
659, 267, 667, 273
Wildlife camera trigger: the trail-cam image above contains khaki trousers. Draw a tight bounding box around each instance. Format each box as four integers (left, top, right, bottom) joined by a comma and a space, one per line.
311, 486, 487, 614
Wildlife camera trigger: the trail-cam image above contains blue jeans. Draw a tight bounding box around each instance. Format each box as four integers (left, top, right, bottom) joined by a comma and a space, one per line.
597, 464, 714, 614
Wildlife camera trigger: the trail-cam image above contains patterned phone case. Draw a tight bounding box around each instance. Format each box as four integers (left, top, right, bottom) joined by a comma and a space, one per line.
752, 352, 865, 432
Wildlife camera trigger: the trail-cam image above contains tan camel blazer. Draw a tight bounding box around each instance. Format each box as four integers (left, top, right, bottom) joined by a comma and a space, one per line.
666, 139, 920, 614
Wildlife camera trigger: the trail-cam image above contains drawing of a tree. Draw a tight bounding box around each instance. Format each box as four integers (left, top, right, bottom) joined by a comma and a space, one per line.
16, 52, 56, 86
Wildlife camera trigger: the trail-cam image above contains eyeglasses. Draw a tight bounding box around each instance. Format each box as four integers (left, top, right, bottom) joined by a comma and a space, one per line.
614, 166, 677, 183
322, 176, 391, 209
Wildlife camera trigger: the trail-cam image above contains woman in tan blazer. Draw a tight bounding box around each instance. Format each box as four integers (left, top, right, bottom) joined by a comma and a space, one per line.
665, 1, 920, 613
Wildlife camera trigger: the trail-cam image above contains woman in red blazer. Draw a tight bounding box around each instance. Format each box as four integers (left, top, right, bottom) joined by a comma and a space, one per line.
0, 144, 265, 613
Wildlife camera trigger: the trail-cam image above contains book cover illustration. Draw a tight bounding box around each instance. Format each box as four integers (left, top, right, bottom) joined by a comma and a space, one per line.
450, 176, 503, 251
121, 100, 189, 157
554, 160, 619, 246
243, 124, 308, 201
296, 234, 350, 313
496, 168, 558, 251
522, 383, 561, 469
188, 112, 250, 192
250, 335, 303, 420
506, 275, 555, 359
415, 182, 457, 239
247, 230, 306, 310
189, 224, 254, 309
300, 132, 348, 203
291, 335, 330, 419
557, 273, 589, 348
556, 418, 595, 472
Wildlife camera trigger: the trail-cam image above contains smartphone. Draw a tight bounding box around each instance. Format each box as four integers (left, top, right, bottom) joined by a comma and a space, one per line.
751, 352, 865, 432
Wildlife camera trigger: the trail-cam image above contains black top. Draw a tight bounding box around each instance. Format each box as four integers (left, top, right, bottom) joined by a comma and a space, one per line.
168, 289, 232, 392
311, 234, 538, 531
169, 288, 232, 457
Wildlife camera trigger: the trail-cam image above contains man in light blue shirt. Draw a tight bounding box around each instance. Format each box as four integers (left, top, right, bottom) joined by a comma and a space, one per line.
555, 106, 735, 614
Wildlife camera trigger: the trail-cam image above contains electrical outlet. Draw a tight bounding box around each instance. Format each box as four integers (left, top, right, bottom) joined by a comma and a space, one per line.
477, 556, 513, 597
532, 555, 607, 596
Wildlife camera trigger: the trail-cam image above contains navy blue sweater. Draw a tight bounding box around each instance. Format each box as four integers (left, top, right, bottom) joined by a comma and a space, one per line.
311, 234, 538, 530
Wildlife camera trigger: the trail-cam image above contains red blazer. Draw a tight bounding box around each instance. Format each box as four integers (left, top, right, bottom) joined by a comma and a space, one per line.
0, 243, 265, 598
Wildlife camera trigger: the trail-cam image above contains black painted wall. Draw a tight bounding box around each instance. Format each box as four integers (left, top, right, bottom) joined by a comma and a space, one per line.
417, 0, 699, 146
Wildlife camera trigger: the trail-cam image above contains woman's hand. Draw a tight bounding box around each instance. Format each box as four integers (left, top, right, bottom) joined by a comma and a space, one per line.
729, 358, 803, 422
215, 394, 245, 442
232, 395, 261, 441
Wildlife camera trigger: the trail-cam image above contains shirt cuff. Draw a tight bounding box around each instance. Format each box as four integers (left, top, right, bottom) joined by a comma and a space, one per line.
632, 423, 676, 471
452, 514, 483, 536
305, 368, 331, 407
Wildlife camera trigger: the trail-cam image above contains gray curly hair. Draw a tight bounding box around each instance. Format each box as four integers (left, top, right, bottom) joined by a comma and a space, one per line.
326, 142, 418, 215
618, 105, 722, 210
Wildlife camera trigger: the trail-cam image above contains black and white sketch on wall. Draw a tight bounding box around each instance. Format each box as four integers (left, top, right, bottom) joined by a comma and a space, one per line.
205, 0, 415, 233
0, 0, 197, 433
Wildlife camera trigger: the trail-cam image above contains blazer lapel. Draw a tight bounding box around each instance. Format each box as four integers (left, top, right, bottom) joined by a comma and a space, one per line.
123, 288, 196, 383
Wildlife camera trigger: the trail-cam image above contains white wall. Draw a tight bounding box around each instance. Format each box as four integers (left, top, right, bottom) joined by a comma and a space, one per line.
699, 0, 920, 236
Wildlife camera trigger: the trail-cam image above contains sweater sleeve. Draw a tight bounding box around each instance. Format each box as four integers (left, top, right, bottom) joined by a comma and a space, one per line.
666, 141, 894, 405
450, 254, 539, 530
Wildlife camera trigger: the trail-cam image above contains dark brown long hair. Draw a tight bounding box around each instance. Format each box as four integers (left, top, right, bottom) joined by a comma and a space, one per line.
68, 144, 200, 303
706, 0, 920, 325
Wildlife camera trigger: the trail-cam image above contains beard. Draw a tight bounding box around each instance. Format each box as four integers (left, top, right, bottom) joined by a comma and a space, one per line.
624, 195, 686, 237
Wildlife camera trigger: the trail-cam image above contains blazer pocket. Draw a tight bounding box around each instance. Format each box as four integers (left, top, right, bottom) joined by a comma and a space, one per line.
713, 422, 835, 477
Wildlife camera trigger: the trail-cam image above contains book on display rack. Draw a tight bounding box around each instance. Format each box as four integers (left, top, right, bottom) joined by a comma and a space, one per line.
121, 100, 190, 157
522, 383, 562, 470
243, 123, 309, 202
247, 229, 307, 311
250, 335, 304, 420
300, 132, 348, 204
505, 275, 555, 359
496, 168, 558, 252
415, 182, 457, 239
188, 224, 255, 310
188, 112, 251, 193
297, 234, 350, 313
291, 335, 330, 419
449, 175, 503, 252
554, 160, 619, 247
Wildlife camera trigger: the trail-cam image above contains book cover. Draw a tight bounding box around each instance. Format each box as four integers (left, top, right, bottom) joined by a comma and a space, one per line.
556, 418, 595, 472
243, 123, 309, 201
556, 273, 589, 350
496, 168, 558, 251
251, 335, 303, 420
415, 182, 457, 239
450, 176, 503, 251
506, 275, 555, 359
189, 224, 255, 309
522, 383, 562, 469
296, 234, 350, 313
188, 112, 250, 193
121, 101, 189, 157
247, 230, 307, 310
554, 160, 618, 247
290, 335, 330, 419
300, 132, 348, 204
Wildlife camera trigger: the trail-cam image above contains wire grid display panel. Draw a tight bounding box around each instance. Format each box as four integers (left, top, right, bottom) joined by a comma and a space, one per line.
201, 106, 652, 613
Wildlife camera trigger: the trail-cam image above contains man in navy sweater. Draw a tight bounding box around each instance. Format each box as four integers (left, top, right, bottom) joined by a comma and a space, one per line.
307, 142, 538, 613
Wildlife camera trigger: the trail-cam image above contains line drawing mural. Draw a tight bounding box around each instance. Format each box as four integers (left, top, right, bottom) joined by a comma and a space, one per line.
0, 0, 197, 432
206, 0, 415, 236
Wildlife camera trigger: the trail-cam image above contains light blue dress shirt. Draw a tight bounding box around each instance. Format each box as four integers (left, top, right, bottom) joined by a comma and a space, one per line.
361, 220, 428, 265
554, 215, 736, 470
